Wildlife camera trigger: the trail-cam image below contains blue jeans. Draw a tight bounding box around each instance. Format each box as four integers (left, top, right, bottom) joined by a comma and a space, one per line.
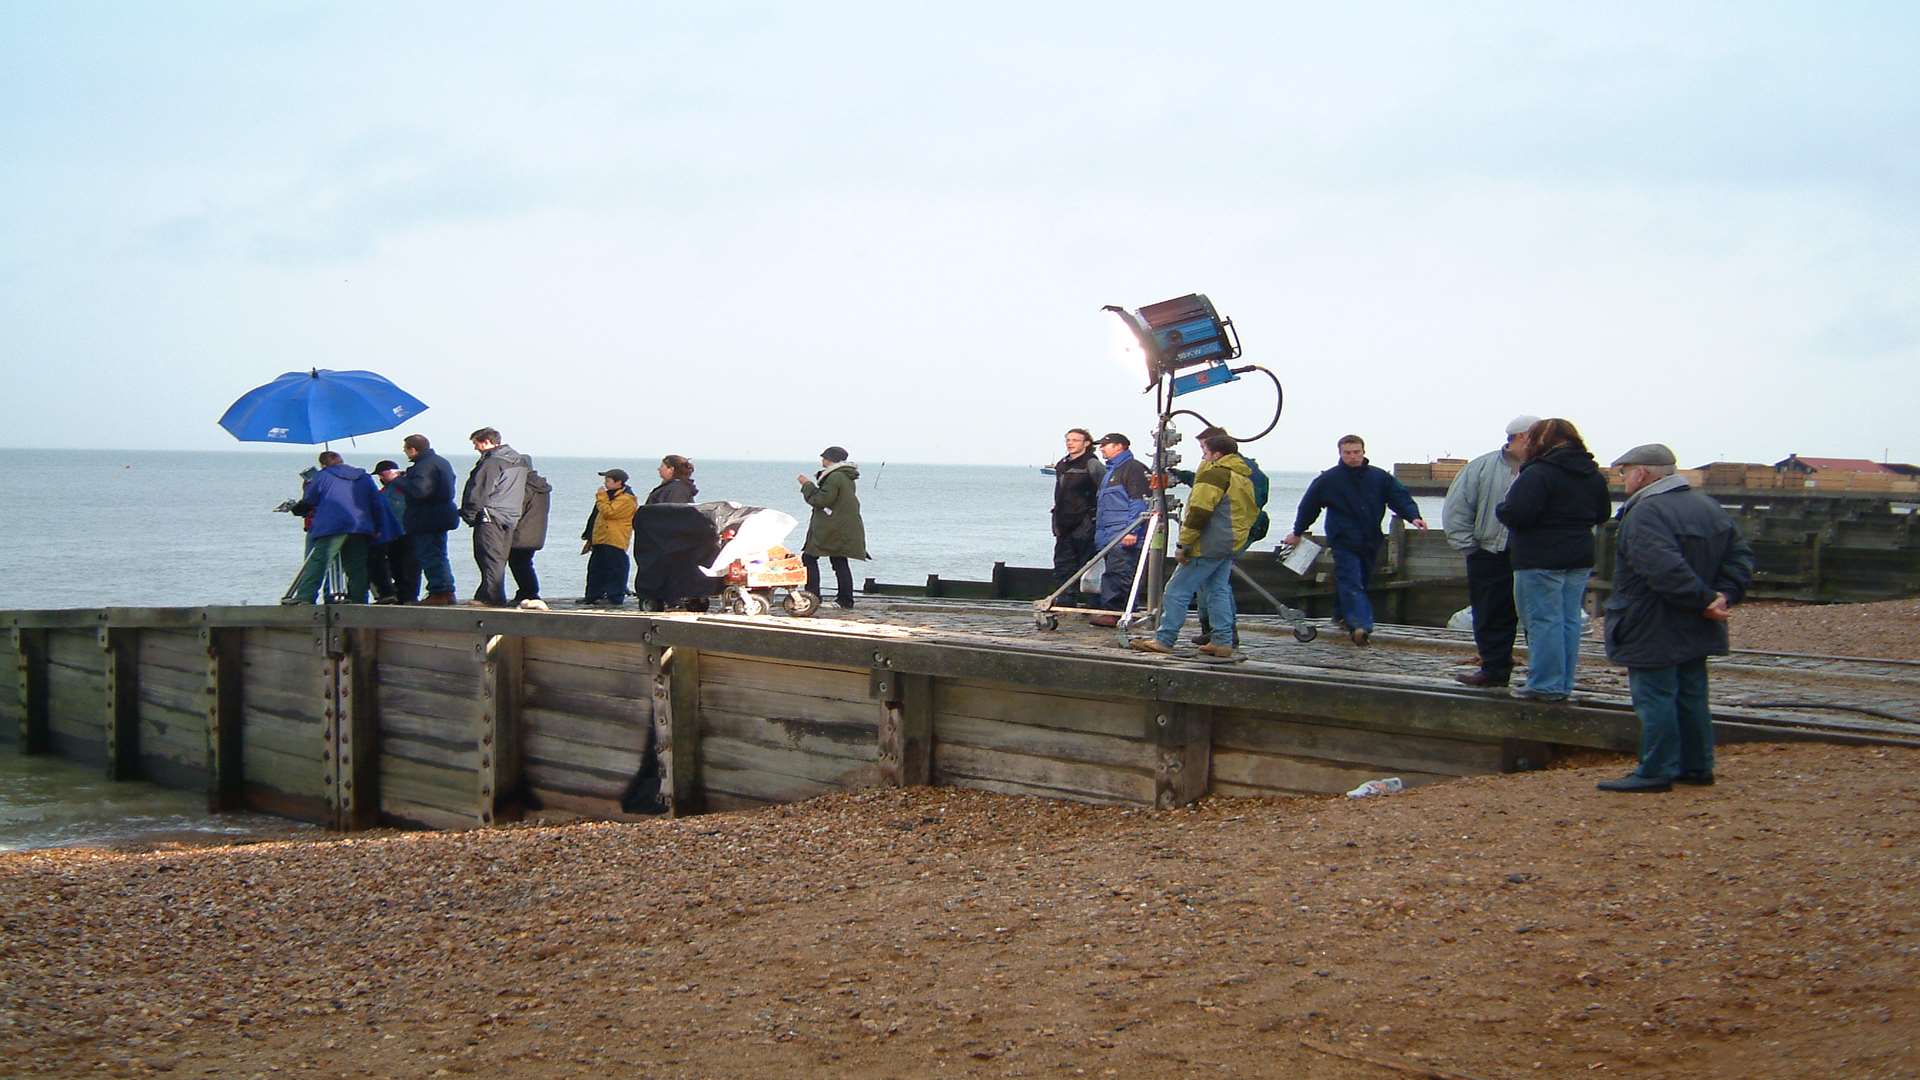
1156, 556, 1233, 647
412, 530, 455, 596
1513, 567, 1590, 695
1628, 659, 1713, 780
1331, 546, 1376, 631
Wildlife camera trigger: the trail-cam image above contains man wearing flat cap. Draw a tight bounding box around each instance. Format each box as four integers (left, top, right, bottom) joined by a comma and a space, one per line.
1443, 415, 1537, 687
1599, 443, 1754, 793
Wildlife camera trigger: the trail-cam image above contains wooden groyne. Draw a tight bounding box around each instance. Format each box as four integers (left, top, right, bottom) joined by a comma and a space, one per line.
6, 602, 1917, 834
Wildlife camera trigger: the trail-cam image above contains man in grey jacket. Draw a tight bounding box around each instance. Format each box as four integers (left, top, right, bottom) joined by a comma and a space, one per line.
1443, 415, 1536, 688
460, 427, 531, 607
1598, 443, 1754, 793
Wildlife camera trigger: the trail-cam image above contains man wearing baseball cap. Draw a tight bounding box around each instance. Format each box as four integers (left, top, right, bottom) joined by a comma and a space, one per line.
580, 468, 638, 605
1089, 433, 1152, 626
1598, 443, 1754, 793
1443, 415, 1538, 688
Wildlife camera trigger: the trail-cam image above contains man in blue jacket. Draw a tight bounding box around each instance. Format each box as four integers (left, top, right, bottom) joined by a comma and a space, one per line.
281, 452, 404, 604
1282, 435, 1426, 645
397, 433, 460, 605
1598, 443, 1754, 793
1089, 432, 1152, 627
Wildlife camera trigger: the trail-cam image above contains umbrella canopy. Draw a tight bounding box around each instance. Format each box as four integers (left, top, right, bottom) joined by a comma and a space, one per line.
218, 368, 429, 444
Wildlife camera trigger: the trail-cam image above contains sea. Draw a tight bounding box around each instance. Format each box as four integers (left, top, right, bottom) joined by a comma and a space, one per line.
0, 447, 1411, 851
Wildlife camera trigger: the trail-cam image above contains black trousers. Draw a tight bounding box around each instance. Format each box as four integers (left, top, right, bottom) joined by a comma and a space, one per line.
366, 538, 414, 601
804, 555, 853, 606
1050, 520, 1096, 607
508, 547, 540, 602
1098, 539, 1142, 612
585, 544, 630, 602
1466, 548, 1519, 677
471, 521, 513, 606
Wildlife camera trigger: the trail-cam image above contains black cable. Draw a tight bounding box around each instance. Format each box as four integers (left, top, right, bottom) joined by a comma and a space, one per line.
1161, 364, 1285, 445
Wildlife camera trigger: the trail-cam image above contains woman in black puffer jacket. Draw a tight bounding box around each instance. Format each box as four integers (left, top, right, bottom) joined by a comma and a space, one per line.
1495, 418, 1613, 701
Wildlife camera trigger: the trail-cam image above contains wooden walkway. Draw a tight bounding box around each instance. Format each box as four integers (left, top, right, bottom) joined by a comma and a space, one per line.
4, 599, 1914, 836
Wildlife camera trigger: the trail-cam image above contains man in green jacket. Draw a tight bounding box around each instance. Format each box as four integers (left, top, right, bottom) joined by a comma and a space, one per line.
1132, 434, 1258, 658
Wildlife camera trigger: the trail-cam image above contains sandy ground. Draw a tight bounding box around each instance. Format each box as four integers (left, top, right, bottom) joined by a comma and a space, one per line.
1730, 599, 1920, 661
4, 742, 1917, 1079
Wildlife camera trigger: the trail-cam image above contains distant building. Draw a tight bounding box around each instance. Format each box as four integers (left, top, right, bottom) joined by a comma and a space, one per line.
1773, 454, 1910, 476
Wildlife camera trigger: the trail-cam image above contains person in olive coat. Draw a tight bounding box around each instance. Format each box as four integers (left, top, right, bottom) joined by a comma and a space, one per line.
796, 445, 868, 609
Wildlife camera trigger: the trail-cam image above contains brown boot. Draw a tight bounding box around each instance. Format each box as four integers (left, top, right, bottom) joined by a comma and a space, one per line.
1197, 643, 1239, 659
420, 592, 454, 606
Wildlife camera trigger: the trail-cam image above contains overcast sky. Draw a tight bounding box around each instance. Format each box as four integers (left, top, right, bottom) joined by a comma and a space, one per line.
2, 2, 1914, 471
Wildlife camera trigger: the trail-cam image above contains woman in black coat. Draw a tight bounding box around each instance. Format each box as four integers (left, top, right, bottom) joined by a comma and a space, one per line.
1494, 418, 1613, 701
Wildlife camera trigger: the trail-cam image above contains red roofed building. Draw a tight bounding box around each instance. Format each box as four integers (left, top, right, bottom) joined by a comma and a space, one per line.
1773, 454, 1906, 475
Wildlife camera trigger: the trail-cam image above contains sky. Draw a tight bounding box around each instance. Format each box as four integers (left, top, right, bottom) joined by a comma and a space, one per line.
2, 1, 1915, 471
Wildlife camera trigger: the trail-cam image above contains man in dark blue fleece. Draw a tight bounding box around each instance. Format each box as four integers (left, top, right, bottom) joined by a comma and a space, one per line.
1282, 435, 1426, 645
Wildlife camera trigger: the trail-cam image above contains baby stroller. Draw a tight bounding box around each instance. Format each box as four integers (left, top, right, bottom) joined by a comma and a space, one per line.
698, 503, 820, 617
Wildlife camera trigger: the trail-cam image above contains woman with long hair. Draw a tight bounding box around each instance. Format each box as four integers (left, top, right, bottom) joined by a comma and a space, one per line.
1495, 418, 1613, 701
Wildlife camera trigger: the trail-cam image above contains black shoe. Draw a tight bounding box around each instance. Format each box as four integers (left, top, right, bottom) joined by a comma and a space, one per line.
1454, 669, 1509, 689
1191, 633, 1213, 647
1675, 771, 1716, 786
834, 600, 855, 610
1597, 773, 1672, 793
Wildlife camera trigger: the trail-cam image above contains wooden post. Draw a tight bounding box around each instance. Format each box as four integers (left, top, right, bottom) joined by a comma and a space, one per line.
874, 671, 933, 788
482, 634, 525, 824
651, 645, 702, 817
100, 626, 140, 780
13, 628, 48, 754
200, 626, 242, 811
334, 628, 381, 831
1809, 527, 1829, 602
1151, 702, 1213, 808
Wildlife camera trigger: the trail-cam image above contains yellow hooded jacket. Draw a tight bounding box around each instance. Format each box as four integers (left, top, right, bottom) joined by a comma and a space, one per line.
1179, 453, 1257, 559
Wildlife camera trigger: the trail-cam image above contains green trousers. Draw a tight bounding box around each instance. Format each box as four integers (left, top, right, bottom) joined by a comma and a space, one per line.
284, 534, 372, 603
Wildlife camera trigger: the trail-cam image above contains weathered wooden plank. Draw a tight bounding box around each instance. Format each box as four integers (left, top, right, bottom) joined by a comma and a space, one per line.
525, 762, 630, 802
524, 784, 657, 820
661, 646, 700, 816
383, 733, 483, 772
1213, 709, 1504, 776
935, 681, 1151, 740
240, 741, 327, 796
702, 733, 881, 790
377, 706, 479, 748
481, 634, 520, 826
377, 638, 484, 677
378, 683, 480, 725
700, 706, 878, 763
700, 789, 780, 813
933, 742, 1155, 805
935, 711, 1154, 771
242, 628, 327, 659
239, 652, 332, 697
0, 633, 22, 745
136, 661, 209, 694
338, 628, 381, 830
203, 627, 243, 812
522, 732, 642, 777
46, 631, 105, 672
699, 682, 879, 728
139, 753, 209, 792
700, 653, 870, 700
381, 627, 486, 654
138, 632, 208, 669
242, 711, 325, 759
103, 628, 140, 779
945, 773, 1139, 807
701, 763, 845, 805
523, 656, 644, 699
136, 677, 204, 715
520, 707, 649, 753
45, 730, 106, 766
1152, 703, 1212, 810
520, 682, 651, 724
380, 793, 481, 831
238, 685, 327, 729
524, 636, 653, 673
375, 661, 486, 698
1210, 750, 1451, 797
137, 704, 206, 755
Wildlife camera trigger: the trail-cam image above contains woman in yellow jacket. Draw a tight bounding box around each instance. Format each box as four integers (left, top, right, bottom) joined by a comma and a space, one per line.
580, 468, 639, 605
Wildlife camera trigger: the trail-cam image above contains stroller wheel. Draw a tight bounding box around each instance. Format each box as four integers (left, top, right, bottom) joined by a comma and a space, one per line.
783, 590, 821, 617
739, 590, 772, 617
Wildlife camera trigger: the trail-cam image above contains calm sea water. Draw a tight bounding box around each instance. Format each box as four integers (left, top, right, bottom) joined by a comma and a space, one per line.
0, 448, 1437, 850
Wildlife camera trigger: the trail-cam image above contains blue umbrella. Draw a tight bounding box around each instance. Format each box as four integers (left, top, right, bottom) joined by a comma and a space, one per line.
218, 368, 429, 444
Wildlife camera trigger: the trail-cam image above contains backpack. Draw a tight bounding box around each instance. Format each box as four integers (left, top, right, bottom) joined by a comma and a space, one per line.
1247, 458, 1271, 544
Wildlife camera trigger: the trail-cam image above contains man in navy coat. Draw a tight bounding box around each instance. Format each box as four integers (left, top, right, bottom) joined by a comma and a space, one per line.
1283, 435, 1426, 645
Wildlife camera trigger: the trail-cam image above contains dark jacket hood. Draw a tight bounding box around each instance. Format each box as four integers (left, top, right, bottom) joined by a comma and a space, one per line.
1532, 446, 1601, 477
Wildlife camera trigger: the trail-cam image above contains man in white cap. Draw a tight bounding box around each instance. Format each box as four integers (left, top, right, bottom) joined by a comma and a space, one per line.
1443, 415, 1537, 688
1598, 443, 1754, 793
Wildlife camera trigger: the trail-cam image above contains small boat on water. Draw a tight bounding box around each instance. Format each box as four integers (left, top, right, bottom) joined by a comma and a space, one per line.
1039, 465, 1056, 476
